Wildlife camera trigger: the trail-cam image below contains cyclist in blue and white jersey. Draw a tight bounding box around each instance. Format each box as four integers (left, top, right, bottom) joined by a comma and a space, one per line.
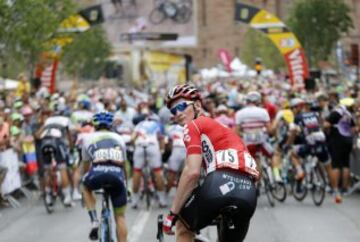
288, 98, 333, 182
131, 111, 167, 208
81, 111, 128, 242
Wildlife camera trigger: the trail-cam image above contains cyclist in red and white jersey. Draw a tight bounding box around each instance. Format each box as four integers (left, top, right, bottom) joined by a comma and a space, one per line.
163, 84, 258, 242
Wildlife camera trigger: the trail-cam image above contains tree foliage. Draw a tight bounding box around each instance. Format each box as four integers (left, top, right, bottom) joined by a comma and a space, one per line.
287, 0, 353, 67
0, 0, 76, 76
61, 26, 112, 80
0, 1, 112, 82
240, 28, 285, 71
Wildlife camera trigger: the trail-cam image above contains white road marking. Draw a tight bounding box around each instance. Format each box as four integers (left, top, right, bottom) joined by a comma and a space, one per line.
128, 209, 152, 242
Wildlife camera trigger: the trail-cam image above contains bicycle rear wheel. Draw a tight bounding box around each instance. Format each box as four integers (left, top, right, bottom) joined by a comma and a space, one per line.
149, 7, 166, 25
100, 215, 112, 242
311, 166, 326, 206
216, 218, 225, 242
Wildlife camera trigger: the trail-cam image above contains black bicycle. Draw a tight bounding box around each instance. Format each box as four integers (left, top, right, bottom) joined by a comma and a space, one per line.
96, 188, 115, 242
139, 146, 156, 210
257, 152, 287, 207
149, 0, 192, 25
157, 206, 239, 242
291, 154, 326, 206
42, 148, 68, 214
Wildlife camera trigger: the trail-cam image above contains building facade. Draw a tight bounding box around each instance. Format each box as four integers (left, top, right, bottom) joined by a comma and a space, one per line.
79, 0, 360, 75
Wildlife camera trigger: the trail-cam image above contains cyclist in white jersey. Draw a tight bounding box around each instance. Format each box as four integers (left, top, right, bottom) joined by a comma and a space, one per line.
114, 98, 136, 127
235, 91, 278, 179
71, 97, 93, 129
165, 119, 186, 193
40, 105, 74, 206
131, 113, 167, 208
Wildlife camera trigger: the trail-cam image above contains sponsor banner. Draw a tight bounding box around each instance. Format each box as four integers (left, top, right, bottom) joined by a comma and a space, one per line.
120, 33, 178, 42
143, 51, 186, 87
235, 2, 309, 87
217, 48, 233, 72
58, 5, 104, 33
36, 59, 58, 94
284, 48, 309, 89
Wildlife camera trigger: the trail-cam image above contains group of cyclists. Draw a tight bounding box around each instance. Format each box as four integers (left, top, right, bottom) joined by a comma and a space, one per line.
1, 75, 359, 242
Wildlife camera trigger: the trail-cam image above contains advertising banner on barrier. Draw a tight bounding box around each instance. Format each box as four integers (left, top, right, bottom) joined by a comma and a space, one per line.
0, 149, 21, 195
235, 2, 309, 89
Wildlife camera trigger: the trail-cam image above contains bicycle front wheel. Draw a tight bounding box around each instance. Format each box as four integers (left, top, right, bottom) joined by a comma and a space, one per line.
271, 181, 287, 202
311, 166, 326, 206
262, 171, 275, 207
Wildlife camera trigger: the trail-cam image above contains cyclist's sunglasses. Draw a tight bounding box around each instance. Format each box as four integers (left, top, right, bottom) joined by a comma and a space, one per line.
170, 101, 194, 115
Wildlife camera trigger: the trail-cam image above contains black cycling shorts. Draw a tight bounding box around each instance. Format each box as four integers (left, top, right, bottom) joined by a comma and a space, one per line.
40, 137, 69, 166
294, 142, 329, 164
179, 170, 257, 242
82, 164, 127, 210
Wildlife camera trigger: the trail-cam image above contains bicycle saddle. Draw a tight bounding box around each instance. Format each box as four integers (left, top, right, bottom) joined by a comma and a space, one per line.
219, 205, 238, 216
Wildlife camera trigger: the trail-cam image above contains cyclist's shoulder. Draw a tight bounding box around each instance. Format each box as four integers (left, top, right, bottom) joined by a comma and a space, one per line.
188, 115, 215, 128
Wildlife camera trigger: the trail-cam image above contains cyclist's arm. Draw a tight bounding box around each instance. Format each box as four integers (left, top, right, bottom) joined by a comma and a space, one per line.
130, 131, 139, 145
66, 128, 74, 149
265, 122, 274, 136
34, 125, 46, 139
81, 160, 91, 175
236, 124, 242, 137
158, 135, 165, 154
285, 123, 299, 145
170, 154, 202, 214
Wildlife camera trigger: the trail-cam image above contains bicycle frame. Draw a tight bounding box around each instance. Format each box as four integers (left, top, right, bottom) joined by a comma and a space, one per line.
141, 146, 155, 210
43, 151, 62, 214
100, 191, 113, 242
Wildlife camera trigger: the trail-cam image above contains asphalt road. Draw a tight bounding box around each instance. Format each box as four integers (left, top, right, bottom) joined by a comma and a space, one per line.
1, 191, 360, 242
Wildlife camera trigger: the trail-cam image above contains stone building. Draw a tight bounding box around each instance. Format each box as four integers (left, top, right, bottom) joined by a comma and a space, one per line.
79, 0, 360, 73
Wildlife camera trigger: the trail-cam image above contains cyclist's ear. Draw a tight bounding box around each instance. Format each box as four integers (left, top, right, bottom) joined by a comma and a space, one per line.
193, 100, 202, 111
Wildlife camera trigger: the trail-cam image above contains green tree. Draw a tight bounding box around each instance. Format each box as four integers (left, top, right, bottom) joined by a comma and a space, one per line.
287, 0, 353, 67
0, 0, 76, 77
240, 28, 285, 71
61, 26, 111, 80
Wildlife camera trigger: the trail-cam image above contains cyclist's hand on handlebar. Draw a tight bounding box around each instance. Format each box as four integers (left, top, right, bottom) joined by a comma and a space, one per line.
163, 211, 178, 235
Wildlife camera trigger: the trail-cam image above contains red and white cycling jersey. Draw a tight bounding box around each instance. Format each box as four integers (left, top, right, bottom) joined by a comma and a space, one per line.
235, 106, 270, 145
183, 116, 259, 179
